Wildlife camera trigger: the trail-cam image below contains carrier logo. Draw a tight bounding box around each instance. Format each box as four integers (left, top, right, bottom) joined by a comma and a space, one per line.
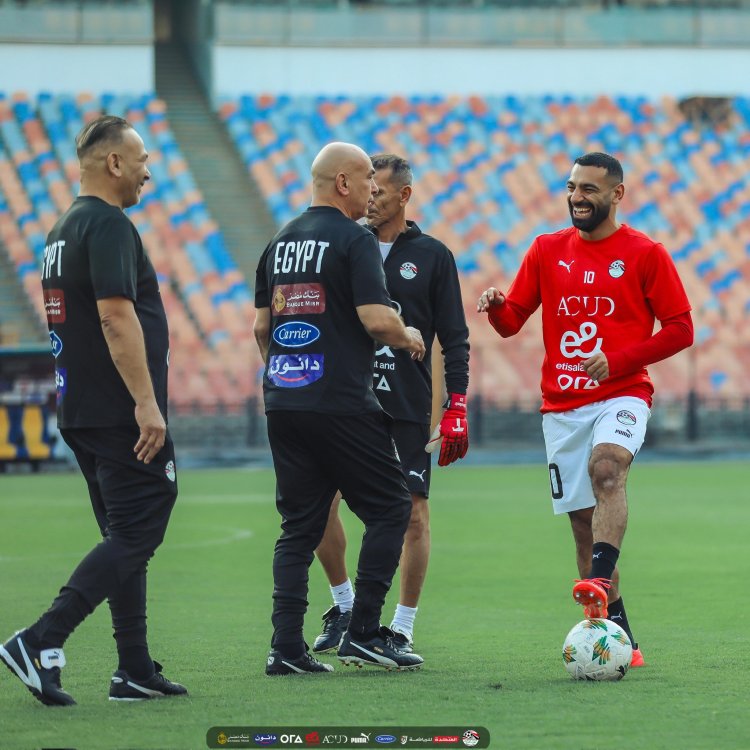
44, 289, 66, 323
267, 354, 324, 388
616, 410, 637, 426
609, 260, 625, 278
376, 736, 397, 744
49, 331, 63, 358
273, 321, 320, 348
400, 262, 418, 279
272, 284, 325, 316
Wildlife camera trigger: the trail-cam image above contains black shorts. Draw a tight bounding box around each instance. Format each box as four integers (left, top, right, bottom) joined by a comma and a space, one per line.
392, 420, 431, 498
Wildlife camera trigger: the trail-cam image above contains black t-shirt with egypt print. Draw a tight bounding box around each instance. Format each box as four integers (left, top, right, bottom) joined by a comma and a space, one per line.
41, 196, 169, 428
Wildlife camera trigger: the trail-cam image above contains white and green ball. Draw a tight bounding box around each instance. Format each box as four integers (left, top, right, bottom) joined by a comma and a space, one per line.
562, 619, 633, 681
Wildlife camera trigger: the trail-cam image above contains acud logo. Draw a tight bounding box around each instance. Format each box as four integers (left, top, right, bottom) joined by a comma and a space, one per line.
557, 296, 615, 317
273, 321, 321, 348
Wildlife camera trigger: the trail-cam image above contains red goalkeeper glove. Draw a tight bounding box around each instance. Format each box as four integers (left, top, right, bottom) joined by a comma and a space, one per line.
426, 393, 469, 467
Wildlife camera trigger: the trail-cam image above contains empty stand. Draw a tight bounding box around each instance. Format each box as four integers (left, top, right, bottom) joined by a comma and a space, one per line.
220, 93, 750, 400
0, 91, 260, 411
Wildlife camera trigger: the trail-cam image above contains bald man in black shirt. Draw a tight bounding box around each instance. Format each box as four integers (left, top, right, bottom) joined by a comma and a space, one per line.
255, 142, 426, 674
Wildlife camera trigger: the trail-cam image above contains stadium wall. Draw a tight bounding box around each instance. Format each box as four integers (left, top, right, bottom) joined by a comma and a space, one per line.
212, 47, 750, 99
0, 45, 153, 95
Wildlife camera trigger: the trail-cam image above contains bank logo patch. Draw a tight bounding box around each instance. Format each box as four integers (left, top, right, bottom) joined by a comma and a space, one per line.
272, 321, 321, 348
271, 284, 325, 316
267, 354, 324, 388
43, 289, 66, 323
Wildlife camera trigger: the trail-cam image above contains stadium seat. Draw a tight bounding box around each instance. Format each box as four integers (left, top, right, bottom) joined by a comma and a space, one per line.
0, 91, 258, 410
218, 92, 750, 400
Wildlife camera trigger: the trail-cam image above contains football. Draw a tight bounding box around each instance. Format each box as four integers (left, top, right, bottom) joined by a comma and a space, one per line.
562, 619, 633, 681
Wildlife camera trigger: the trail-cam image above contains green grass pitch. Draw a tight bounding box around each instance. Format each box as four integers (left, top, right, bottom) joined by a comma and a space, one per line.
0, 461, 748, 750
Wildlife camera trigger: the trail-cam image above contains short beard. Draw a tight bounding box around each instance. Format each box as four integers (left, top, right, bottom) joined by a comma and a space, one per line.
569, 202, 609, 232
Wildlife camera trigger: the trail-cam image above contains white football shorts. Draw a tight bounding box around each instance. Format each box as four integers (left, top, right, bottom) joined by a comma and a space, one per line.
541, 396, 651, 515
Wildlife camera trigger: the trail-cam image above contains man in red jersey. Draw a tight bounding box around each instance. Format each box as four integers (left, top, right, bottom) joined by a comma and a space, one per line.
478, 152, 693, 667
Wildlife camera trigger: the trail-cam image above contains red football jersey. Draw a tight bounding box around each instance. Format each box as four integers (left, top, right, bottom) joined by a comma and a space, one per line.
488, 225, 692, 412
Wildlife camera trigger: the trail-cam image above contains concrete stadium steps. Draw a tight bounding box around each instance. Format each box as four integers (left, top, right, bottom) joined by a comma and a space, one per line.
154, 42, 277, 285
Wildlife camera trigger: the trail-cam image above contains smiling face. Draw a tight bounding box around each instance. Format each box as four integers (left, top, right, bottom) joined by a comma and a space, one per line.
566, 163, 622, 235
116, 128, 150, 209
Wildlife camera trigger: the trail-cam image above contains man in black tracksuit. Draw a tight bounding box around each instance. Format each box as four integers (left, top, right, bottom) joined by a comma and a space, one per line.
312, 154, 470, 655
254, 142, 427, 674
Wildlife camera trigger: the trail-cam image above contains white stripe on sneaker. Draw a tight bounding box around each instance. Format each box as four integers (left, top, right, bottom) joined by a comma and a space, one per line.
280, 660, 306, 674
349, 642, 397, 668
0, 637, 41, 692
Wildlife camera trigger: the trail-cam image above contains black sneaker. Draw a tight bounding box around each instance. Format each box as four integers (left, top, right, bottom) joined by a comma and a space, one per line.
391, 630, 414, 654
0, 630, 76, 706
266, 648, 334, 676
109, 661, 187, 701
312, 605, 352, 653
338, 626, 424, 671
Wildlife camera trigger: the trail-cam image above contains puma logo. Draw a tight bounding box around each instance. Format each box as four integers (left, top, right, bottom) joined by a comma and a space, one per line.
409, 469, 426, 481
610, 613, 623, 621
558, 259, 574, 273
592, 551, 604, 559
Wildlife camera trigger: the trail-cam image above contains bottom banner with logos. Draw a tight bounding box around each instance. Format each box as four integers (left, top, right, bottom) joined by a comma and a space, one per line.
207, 727, 489, 749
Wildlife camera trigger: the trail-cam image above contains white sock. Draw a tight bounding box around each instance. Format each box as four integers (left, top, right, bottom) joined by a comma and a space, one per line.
390, 604, 418, 639
330, 579, 354, 613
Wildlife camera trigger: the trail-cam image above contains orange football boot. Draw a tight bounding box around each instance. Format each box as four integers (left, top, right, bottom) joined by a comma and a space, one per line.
630, 647, 646, 667
572, 577, 611, 619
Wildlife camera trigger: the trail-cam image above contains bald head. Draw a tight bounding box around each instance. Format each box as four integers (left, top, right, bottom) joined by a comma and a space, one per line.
311, 142, 370, 185
310, 142, 376, 220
